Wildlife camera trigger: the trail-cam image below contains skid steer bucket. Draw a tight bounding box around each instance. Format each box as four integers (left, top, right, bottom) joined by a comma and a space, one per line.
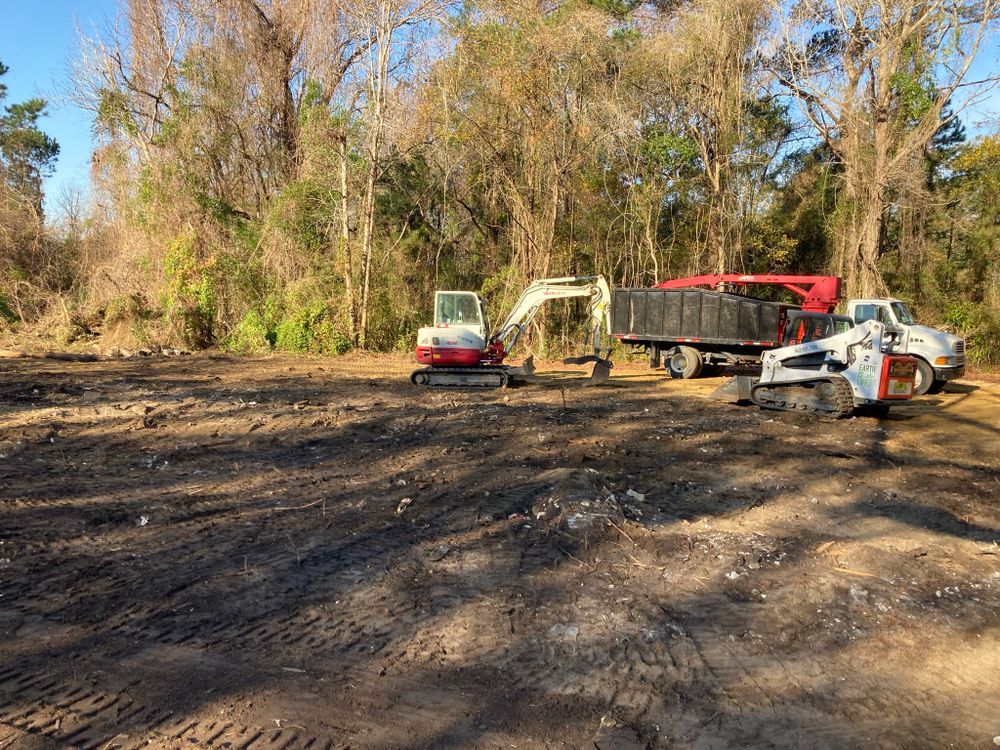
711, 375, 756, 404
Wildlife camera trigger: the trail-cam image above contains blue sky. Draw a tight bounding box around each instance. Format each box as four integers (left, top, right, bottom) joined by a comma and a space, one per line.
0, 0, 116, 208
0, 1, 997, 216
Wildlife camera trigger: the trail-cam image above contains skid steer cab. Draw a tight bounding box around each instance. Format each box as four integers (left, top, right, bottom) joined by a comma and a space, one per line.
714, 311, 918, 418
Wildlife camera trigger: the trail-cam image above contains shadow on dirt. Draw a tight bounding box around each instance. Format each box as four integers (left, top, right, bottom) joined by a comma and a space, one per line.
1, 357, 998, 748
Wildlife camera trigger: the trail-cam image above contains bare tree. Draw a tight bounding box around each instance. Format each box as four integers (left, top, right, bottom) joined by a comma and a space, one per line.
431, 2, 620, 290
348, 0, 450, 348
773, 0, 1000, 297
656, 0, 772, 274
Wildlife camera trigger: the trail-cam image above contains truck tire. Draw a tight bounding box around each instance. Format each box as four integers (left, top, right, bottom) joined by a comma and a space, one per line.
666, 346, 703, 379
927, 379, 947, 395
913, 358, 935, 396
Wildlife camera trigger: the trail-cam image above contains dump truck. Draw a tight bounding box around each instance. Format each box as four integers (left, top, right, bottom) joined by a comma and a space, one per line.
611, 274, 964, 395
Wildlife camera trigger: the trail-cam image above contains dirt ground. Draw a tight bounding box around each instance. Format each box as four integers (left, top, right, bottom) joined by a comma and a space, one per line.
1, 352, 998, 750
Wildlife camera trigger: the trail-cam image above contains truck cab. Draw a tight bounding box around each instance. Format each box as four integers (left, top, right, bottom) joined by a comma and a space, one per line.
845, 298, 965, 394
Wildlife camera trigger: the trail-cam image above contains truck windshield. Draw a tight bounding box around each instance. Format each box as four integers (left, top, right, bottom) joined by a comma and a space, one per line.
890, 302, 915, 325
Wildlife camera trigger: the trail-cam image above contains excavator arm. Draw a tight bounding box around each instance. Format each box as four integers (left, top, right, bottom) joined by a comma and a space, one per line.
490, 276, 612, 357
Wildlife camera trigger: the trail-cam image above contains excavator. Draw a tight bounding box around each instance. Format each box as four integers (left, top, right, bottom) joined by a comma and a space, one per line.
411, 276, 613, 388
715, 310, 918, 417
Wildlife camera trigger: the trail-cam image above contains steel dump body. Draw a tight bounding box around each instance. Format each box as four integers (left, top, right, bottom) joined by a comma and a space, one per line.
611, 287, 789, 353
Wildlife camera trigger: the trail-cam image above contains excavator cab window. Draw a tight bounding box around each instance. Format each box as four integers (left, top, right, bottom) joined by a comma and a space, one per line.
435, 292, 484, 329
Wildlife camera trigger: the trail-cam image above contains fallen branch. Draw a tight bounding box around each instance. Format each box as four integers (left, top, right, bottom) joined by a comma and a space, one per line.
833, 566, 876, 578
557, 545, 597, 572
273, 497, 326, 512
607, 519, 637, 545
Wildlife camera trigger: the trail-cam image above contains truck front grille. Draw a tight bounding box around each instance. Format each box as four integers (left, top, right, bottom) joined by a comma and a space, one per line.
954, 340, 965, 355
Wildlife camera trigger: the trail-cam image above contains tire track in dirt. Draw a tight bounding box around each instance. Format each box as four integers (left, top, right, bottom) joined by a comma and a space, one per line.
0, 672, 169, 750
3, 358, 999, 748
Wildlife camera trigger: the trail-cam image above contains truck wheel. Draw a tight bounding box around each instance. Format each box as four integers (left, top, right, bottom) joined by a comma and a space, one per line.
666, 346, 703, 379
927, 379, 947, 395
913, 358, 934, 396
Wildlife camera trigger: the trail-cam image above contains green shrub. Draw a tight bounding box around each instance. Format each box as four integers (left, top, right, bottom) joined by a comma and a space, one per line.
274, 300, 352, 355
0, 294, 17, 324
162, 233, 218, 348
226, 309, 274, 355
943, 300, 976, 331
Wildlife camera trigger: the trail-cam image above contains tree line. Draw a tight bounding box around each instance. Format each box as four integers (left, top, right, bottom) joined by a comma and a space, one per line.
2, 0, 999, 362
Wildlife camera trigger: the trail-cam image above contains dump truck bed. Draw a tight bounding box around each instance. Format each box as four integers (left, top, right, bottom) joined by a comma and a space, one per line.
611, 287, 788, 347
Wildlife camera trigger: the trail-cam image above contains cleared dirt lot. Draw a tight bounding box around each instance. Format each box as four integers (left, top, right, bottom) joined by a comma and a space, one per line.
1, 353, 998, 749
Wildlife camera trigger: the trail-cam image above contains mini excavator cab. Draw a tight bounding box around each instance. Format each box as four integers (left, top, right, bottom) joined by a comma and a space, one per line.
434, 291, 488, 341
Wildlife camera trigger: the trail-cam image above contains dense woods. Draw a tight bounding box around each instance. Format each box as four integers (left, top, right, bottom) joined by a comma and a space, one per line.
2, 0, 999, 361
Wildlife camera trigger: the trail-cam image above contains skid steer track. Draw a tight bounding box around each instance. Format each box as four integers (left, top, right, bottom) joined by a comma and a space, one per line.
751, 375, 856, 418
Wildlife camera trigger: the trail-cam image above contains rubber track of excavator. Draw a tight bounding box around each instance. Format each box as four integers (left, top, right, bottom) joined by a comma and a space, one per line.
750, 375, 856, 418
410, 366, 510, 388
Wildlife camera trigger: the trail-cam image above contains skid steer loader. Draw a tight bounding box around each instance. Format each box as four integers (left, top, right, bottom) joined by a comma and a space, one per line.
713, 311, 918, 417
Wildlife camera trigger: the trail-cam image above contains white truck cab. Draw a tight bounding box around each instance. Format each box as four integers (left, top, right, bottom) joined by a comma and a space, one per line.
845, 298, 965, 395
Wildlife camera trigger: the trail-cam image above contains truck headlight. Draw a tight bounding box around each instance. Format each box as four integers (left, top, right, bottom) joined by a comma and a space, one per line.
934, 356, 958, 366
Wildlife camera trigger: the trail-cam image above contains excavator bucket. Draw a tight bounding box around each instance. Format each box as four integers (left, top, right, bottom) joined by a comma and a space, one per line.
586, 357, 613, 386
505, 355, 536, 384
710, 375, 756, 404
562, 354, 613, 386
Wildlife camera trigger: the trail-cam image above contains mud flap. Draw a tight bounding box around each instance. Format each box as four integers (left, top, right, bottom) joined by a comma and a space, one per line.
711, 375, 756, 404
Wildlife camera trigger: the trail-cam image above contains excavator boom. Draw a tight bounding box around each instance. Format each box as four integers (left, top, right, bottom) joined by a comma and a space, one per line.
492, 276, 612, 357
